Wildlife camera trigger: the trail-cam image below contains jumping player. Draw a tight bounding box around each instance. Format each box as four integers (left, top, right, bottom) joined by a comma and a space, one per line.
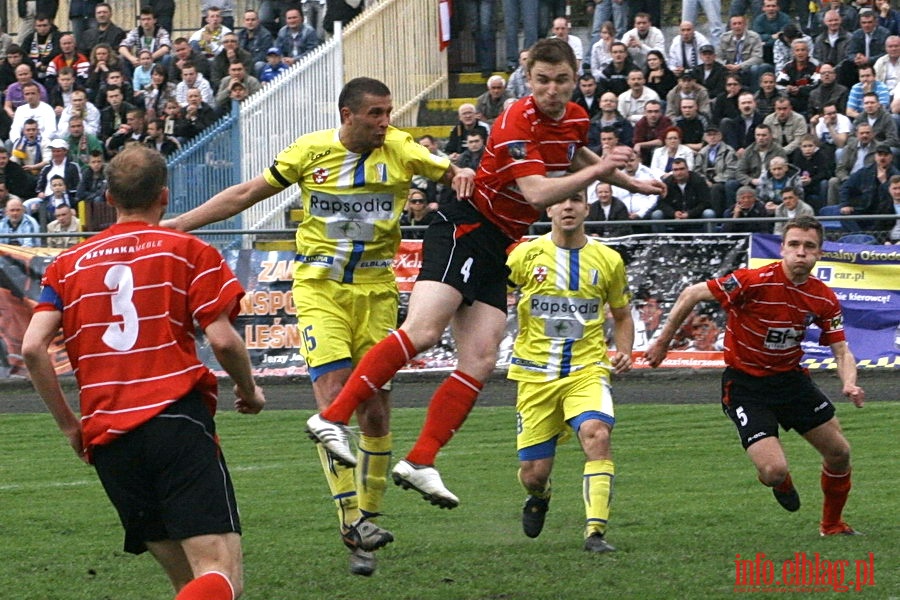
308, 38, 666, 509
645, 216, 865, 536
508, 190, 633, 553
22, 146, 266, 599
163, 77, 475, 575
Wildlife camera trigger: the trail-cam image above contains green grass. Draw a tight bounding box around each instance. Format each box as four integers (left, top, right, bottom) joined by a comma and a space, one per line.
0, 404, 896, 599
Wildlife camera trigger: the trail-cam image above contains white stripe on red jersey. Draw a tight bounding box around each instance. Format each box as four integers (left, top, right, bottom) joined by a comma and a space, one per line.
35, 222, 244, 450
473, 96, 590, 240
707, 261, 845, 377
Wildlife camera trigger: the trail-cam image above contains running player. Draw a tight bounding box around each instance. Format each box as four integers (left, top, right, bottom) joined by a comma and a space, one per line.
164, 77, 475, 575
509, 190, 633, 553
645, 216, 865, 536
308, 38, 666, 509
22, 146, 266, 599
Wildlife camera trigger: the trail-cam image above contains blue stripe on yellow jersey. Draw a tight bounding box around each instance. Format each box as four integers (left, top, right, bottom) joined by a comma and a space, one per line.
507, 234, 631, 382
262, 127, 450, 284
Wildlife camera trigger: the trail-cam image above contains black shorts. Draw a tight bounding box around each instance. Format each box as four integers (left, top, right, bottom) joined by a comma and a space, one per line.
417, 200, 512, 312
92, 392, 241, 554
721, 367, 836, 450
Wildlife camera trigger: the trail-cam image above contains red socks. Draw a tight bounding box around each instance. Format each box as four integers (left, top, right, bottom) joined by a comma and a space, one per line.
322, 330, 417, 424
773, 472, 795, 493
821, 467, 852, 527
175, 572, 234, 600
406, 371, 483, 466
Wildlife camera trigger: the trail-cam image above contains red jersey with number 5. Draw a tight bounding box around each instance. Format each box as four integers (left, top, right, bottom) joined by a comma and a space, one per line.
34, 221, 244, 450
473, 96, 590, 241
707, 261, 845, 377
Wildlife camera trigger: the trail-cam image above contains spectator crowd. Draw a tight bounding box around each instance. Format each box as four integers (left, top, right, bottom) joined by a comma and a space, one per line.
441, 0, 900, 243
1, 2, 330, 244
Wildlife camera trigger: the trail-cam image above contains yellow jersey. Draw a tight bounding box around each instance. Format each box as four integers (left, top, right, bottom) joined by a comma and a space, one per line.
507, 234, 631, 382
263, 126, 450, 283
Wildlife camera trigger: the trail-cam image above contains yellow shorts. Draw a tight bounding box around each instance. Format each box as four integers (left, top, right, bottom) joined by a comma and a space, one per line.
292, 278, 398, 373
515, 364, 614, 452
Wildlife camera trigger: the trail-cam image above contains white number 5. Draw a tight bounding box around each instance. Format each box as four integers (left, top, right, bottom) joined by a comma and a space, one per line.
102, 265, 139, 351
736, 406, 748, 426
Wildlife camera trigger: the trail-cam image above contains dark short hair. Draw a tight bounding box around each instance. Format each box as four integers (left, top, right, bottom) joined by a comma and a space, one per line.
527, 38, 578, 75
782, 215, 823, 247
338, 77, 391, 115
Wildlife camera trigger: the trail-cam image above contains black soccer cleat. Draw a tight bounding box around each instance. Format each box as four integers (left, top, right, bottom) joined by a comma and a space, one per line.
584, 532, 616, 553
773, 486, 801, 512
522, 495, 550, 538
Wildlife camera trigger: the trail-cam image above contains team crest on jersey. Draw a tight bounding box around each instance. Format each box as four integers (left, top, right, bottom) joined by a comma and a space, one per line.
312, 168, 329, 184
508, 142, 526, 160
533, 266, 548, 282
567, 143, 577, 161
722, 274, 739, 292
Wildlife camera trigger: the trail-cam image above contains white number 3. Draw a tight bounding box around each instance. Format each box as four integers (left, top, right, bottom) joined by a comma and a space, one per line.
102, 265, 139, 351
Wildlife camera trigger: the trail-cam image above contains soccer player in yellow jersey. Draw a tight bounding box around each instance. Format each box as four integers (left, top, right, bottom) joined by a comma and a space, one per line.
164, 77, 476, 576
507, 189, 634, 553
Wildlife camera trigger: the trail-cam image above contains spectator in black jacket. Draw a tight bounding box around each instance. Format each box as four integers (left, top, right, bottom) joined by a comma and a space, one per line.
651, 157, 716, 231
76, 150, 113, 230
98, 85, 137, 140
790, 134, 833, 212
587, 181, 631, 236
180, 88, 217, 141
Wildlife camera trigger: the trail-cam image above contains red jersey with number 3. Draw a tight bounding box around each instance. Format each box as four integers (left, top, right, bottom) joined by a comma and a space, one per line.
473, 96, 590, 240
707, 261, 846, 377
34, 222, 244, 450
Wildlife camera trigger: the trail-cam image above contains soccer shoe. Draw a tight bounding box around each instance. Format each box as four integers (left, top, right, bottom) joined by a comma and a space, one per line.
820, 521, 863, 536
349, 548, 376, 577
522, 495, 550, 538
391, 459, 460, 509
583, 532, 616, 553
341, 516, 394, 552
772, 486, 801, 512
306, 413, 357, 468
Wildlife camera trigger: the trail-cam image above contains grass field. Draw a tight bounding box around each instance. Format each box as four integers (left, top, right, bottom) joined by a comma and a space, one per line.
0, 403, 896, 599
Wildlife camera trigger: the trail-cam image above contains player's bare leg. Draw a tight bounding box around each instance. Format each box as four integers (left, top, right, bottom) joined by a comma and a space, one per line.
147, 532, 243, 598
802, 418, 859, 535
394, 289, 506, 508
519, 457, 554, 538
745, 436, 801, 512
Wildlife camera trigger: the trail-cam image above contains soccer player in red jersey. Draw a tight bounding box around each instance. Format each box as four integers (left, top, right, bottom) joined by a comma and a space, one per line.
308, 38, 667, 509
23, 146, 266, 599
645, 216, 866, 536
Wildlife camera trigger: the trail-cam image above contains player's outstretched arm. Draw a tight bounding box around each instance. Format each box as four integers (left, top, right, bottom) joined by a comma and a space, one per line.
22, 311, 87, 462
162, 175, 282, 232
204, 312, 266, 414
572, 145, 667, 197
831, 340, 865, 408
645, 282, 715, 367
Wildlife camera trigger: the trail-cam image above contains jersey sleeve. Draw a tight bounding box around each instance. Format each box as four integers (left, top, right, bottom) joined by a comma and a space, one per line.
506, 240, 529, 287
189, 243, 245, 329
262, 137, 308, 189
491, 113, 548, 182
606, 254, 631, 310
34, 260, 64, 313
403, 134, 451, 181
813, 285, 846, 346
707, 269, 750, 309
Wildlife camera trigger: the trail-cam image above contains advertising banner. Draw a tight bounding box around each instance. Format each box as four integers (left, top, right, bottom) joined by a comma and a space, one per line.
750, 235, 900, 369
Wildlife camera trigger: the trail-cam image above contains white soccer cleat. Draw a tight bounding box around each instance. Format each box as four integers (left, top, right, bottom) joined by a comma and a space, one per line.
306, 413, 357, 467
349, 547, 376, 577
391, 459, 460, 509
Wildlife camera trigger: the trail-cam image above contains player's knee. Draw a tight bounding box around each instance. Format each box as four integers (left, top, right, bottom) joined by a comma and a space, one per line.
757, 462, 789, 487
403, 323, 444, 351
519, 463, 549, 491
578, 421, 611, 454
822, 440, 851, 470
